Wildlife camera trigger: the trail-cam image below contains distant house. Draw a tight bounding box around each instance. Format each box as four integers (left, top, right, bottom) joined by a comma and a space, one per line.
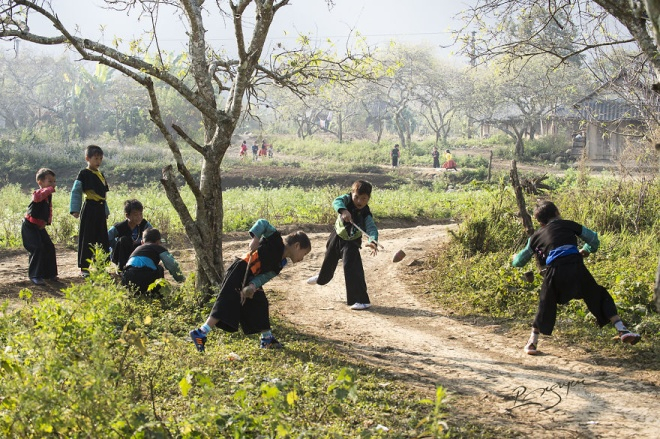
555, 72, 658, 161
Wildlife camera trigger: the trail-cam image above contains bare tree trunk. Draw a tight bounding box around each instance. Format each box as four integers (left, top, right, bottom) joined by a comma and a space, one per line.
487, 150, 493, 182
509, 160, 535, 236
654, 253, 660, 312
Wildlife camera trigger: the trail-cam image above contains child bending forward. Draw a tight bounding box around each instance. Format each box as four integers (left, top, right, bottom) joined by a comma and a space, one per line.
190, 219, 311, 352
512, 201, 641, 355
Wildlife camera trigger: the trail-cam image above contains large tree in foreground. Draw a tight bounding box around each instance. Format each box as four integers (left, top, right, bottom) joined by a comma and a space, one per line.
0, 0, 371, 298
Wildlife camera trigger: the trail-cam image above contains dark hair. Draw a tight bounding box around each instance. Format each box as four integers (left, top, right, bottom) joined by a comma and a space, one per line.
351, 179, 372, 197
534, 201, 560, 225
394, 144, 399, 147
36, 168, 55, 181
143, 228, 161, 243
124, 199, 144, 216
284, 230, 311, 250
445, 149, 450, 153
86, 144, 104, 158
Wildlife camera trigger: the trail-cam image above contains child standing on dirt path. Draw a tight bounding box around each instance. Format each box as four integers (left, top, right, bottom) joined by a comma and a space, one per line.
512, 200, 641, 355
189, 219, 311, 352
108, 199, 152, 272
70, 145, 110, 277
307, 180, 379, 310
122, 228, 184, 296
21, 168, 58, 285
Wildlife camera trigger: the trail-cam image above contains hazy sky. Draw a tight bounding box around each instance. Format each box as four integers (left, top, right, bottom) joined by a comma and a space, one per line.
10, 0, 472, 61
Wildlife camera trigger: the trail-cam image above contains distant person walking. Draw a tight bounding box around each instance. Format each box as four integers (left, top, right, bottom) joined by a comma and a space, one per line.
239, 140, 248, 159
22, 168, 58, 285
431, 147, 440, 169
390, 144, 400, 168
251, 142, 259, 161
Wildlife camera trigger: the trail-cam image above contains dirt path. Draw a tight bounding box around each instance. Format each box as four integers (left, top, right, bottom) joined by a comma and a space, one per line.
265, 224, 660, 438
2, 224, 659, 437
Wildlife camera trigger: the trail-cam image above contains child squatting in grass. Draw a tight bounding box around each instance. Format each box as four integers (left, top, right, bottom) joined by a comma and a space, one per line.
512, 200, 641, 355
190, 219, 311, 352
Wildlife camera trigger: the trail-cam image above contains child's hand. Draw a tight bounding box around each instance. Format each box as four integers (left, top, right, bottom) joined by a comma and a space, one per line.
579, 249, 590, 257
340, 211, 353, 223
71, 212, 80, 219
367, 241, 378, 256
240, 283, 256, 305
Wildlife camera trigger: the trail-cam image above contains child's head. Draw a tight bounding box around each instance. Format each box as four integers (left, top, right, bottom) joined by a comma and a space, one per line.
534, 201, 560, 225
142, 228, 161, 244
445, 149, 450, 153
36, 168, 56, 188
394, 144, 399, 148
284, 231, 311, 263
124, 199, 144, 224
351, 180, 372, 209
85, 145, 104, 170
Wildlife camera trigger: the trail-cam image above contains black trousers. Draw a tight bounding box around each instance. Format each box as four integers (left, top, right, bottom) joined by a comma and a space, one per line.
78, 200, 109, 269
210, 259, 271, 335
21, 220, 57, 279
112, 236, 139, 271
317, 231, 370, 305
122, 265, 165, 296
534, 254, 618, 335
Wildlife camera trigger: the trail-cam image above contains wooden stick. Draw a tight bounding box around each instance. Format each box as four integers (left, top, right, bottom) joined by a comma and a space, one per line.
242, 252, 253, 288
349, 220, 385, 250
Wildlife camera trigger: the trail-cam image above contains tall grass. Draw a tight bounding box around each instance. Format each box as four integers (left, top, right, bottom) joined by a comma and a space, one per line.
426, 175, 660, 352
0, 183, 477, 248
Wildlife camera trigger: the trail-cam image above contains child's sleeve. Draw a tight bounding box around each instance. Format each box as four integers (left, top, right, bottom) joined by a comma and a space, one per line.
159, 251, 185, 282
108, 226, 118, 249
365, 215, 378, 243
512, 238, 533, 267
579, 226, 600, 253
249, 271, 278, 289
69, 180, 83, 214
249, 219, 277, 239
332, 194, 350, 213
32, 187, 55, 203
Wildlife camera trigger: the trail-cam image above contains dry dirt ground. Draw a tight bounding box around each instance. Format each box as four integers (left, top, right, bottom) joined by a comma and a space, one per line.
3, 223, 659, 438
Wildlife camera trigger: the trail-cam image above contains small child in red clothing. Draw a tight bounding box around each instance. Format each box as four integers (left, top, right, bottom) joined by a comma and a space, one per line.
22, 168, 58, 285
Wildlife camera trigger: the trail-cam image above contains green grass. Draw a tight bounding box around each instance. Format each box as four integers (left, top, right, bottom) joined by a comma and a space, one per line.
0, 261, 450, 438
0, 183, 491, 249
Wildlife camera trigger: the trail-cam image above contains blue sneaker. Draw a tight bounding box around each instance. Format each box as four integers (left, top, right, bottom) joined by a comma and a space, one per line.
190, 329, 207, 352
260, 336, 283, 349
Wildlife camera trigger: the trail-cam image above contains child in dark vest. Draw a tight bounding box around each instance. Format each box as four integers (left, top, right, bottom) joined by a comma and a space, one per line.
122, 228, 185, 296
189, 219, 311, 352
307, 180, 379, 310
21, 168, 58, 285
108, 199, 152, 271
513, 200, 641, 355
69, 145, 110, 277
